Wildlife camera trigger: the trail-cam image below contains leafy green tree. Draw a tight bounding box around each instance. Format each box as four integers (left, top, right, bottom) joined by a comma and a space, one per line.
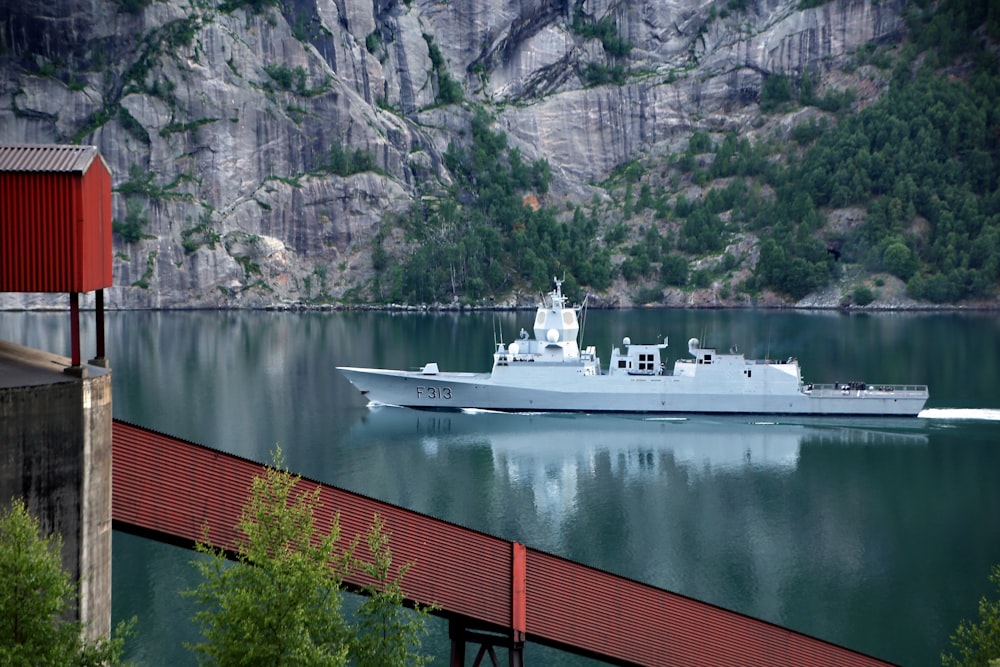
882, 241, 919, 280
942, 565, 1000, 666
187, 448, 352, 667
0, 498, 132, 667
851, 285, 875, 306
350, 514, 433, 667
760, 73, 793, 112
188, 449, 432, 667
659, 253, 689, 286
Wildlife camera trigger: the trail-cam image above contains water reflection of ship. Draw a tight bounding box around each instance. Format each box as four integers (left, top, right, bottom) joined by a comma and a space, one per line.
346, 407, 929, 529
347, 406, 929, 474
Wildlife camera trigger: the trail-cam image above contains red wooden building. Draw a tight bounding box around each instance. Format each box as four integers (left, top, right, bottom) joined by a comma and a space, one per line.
0, 144, 113, 371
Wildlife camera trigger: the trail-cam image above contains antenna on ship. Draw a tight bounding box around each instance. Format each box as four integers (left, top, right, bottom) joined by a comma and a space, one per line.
490, 296, 503, 348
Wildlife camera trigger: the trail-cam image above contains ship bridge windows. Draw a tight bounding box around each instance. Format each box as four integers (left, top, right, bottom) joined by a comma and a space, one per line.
638, 353, 656, 373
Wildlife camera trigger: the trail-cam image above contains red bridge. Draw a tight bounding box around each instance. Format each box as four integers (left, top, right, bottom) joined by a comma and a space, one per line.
112, 420, 898, 667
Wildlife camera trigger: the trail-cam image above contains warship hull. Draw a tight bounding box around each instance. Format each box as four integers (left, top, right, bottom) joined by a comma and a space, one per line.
336, 365, 929, 416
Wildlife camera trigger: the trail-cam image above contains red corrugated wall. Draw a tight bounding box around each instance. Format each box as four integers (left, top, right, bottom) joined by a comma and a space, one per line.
0, 161, 112, 293
111, 421, 513, 630
79, 158, 113, 290
111, 421, 899, 667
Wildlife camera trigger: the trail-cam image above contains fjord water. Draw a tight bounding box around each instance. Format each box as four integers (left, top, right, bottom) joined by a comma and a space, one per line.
3, 308, 999, 666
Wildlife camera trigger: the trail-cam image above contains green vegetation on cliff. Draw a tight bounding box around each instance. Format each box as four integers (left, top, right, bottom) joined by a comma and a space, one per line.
373, 108, 612, 304
372, 0, 998, 306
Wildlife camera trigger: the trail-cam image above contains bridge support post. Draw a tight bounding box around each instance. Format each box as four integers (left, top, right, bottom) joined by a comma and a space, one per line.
449, 621, 524, 667
449, 541, 527, 666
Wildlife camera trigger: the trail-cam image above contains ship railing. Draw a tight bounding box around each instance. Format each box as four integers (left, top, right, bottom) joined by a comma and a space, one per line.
802, 383, 929, 396
495, 353, 539, 364
495, 352, 591, 365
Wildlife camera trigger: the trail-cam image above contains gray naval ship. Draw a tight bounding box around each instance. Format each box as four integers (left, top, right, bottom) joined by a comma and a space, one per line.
338, 280, 929, 416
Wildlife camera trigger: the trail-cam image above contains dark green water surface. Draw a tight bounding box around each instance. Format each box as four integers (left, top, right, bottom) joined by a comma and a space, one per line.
3, 308, 999, 666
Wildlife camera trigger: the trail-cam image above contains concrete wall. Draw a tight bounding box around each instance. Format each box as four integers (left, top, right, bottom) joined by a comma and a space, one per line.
0, 345, 112, 640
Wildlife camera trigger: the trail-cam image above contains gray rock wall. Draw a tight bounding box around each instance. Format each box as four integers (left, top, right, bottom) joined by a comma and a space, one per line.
0, 0, 905, 308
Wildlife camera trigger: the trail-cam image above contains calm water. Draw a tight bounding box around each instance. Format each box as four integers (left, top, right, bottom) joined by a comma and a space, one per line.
2, 308, 999, 666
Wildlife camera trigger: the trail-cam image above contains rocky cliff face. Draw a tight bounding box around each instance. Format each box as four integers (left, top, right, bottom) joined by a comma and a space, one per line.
0, 0, 906, 308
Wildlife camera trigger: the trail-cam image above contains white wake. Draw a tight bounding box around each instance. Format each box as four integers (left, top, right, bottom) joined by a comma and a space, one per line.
918, 408, 1000, 422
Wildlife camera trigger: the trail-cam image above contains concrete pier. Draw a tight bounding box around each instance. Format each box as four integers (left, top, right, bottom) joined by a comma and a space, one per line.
0, 339, 112, 639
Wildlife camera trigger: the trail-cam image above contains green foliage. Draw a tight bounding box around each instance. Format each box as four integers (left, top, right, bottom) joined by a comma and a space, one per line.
792, 117, 826, 145
635, 286, 663, 304
160, 117, 219, 138
181, 211, 221, 254
316, 143, 378, 177
760, 73, 793, 112
941, 564, 1000, 666
187, 447, 352, 667
163, 16, 199, 49
754, 232, 835, 300
908, 0, 1000, 61
377, 108, 608, 303
423, 34, 444, 70
688, 131, 713, 154
679, 207, 726, 254
582, 62, 628, 87
689, 268, 712, 288
422, 34, 462, 105
882, 241, 918, 280
851, 285, 875, 306
660, 253, 689, 286
368, 0, 999, 305
0, 498, 132, 667
187, 449, 431, 666
436, 72, 464, 105
113, 199, 154, 244
118, 107, 150, 144
289, 5, 326, 43
572, 13, 632, 57
264, 63, 307, 91
262, 64, 328, 97
793, 66, 998, 300
131, 250, 157, 289
218, 0, 279, 14
349, 514, 433, 667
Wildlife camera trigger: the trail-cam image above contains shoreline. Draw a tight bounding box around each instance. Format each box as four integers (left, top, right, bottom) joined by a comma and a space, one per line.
3, 302, 999, 313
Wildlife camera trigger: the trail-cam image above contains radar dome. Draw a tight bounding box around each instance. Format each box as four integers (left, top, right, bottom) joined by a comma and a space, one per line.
688, 338, 700, 350
623, 337, 631, 346
509, 342, 520, 356
546, 328, 560, 343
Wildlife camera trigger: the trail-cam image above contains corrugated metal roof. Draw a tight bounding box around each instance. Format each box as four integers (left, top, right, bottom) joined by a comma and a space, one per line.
0, 144, 102, 173
111, 420, 901, 667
